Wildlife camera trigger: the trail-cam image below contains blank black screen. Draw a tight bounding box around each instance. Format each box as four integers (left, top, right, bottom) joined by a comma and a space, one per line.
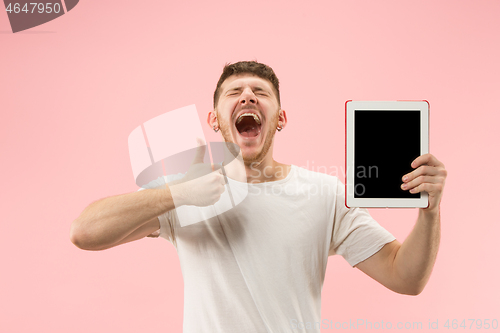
354, 110, 421, 199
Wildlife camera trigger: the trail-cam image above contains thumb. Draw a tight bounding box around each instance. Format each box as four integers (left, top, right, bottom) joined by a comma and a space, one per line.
192, 137, 206, 165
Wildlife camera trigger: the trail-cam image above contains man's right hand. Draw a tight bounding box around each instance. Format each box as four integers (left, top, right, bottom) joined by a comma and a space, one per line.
169, 138, 227, 207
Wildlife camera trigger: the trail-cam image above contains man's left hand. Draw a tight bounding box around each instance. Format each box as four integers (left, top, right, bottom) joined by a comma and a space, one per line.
401, 153, 447, 213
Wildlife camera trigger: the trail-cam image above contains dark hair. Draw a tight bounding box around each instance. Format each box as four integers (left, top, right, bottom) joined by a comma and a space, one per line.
213, 61, 281, 109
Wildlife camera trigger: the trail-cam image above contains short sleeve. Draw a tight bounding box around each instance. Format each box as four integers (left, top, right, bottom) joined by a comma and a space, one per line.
329, 178, 396, 267
136, 173, 185, 241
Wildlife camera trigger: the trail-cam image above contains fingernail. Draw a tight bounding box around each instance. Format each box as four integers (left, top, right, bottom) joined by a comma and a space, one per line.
401, 183, 407, 189
403, 176, 408, 182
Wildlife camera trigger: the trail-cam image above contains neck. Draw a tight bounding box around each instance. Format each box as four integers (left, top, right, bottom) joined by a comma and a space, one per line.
244, 159, 285, 183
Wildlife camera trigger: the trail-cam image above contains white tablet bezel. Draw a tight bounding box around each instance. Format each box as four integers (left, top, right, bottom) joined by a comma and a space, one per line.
346, 101, 429, 208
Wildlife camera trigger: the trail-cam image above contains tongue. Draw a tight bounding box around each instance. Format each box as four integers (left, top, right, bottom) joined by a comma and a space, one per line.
239, 124, 260, 137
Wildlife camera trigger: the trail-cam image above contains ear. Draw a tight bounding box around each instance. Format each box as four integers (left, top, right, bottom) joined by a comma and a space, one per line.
277, 109, 287, 129
207, 110, 218, 128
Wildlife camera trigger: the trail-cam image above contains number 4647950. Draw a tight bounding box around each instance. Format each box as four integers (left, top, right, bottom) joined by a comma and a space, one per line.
444, 319, 498, 330
5, 3, 62, 14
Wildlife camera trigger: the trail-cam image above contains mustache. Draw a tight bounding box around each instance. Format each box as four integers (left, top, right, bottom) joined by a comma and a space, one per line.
239, 105, 258, 111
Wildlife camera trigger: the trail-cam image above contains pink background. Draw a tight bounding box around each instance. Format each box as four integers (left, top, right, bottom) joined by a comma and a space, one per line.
1, 1, 499, 332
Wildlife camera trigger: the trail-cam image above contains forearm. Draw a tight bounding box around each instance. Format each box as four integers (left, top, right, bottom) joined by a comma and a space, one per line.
70, 186, 176, 250
392, 208, 441, 294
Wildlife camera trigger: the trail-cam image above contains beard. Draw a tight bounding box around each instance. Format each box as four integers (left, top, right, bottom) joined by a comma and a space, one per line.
217, 111, 279, 167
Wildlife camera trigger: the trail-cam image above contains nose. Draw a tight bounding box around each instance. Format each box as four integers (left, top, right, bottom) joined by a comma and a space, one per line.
239, 88, 257, 106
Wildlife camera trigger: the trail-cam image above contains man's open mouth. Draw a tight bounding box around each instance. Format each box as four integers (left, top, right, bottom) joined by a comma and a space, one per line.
235, 113, 262, 138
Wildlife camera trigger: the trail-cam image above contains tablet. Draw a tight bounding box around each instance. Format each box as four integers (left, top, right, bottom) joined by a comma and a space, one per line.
345, 101, 429, 208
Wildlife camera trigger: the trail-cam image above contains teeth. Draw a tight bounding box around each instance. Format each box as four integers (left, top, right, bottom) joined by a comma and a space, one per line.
236, 113, 261, 125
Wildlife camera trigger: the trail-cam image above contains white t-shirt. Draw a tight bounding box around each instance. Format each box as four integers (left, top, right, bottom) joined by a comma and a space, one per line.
138, 165, 396, 333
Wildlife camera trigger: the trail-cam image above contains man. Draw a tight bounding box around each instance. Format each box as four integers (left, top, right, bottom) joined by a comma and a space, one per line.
70, 61, 447, 332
